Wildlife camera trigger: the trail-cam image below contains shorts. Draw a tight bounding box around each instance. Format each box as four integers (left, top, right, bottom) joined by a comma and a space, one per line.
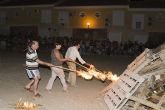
26, 69, 40, 79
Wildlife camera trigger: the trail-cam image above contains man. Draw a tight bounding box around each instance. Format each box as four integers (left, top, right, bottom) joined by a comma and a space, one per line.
46, 41, 72, 92
25, 40, 54, 97
65, 40, 93, 87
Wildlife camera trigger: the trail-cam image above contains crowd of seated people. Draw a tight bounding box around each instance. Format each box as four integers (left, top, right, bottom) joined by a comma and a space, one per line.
0, 34, 164, 57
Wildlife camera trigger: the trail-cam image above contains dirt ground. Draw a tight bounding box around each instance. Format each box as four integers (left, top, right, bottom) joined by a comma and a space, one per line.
0, 51, 134, 110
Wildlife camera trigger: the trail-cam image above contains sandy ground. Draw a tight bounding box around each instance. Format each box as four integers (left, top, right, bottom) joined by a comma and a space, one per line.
0, 51, 133, 110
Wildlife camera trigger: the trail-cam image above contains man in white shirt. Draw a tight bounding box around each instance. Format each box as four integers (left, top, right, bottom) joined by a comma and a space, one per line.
65, 40, 92, 86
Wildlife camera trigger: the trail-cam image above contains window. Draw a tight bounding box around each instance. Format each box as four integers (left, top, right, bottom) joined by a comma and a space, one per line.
58, 11, 69, 25
136, 22, 142, 29
41, 10, 52, 24
132, 14, 144, 30
112, 11, 124, 26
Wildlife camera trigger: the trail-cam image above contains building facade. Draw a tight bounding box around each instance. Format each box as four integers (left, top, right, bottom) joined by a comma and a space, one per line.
0, 0, 165, 43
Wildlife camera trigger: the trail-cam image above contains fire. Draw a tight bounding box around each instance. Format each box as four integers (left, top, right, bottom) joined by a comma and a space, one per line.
107, 73, 119, 81
77, 70, 93, 80
76, 68, 119, 81
16, 98, 38, 110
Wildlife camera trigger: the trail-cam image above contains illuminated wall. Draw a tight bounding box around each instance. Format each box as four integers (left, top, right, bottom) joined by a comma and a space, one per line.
0, 5, 165, 41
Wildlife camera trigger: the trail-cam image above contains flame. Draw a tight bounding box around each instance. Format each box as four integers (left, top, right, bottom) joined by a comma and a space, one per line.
76, 68, 119, 81
77, 70, 93, 80
16, 98, 38, 110
107, 74, 119, 81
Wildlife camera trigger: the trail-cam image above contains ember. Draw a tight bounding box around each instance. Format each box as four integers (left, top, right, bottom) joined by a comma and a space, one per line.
16, 98, 39, 110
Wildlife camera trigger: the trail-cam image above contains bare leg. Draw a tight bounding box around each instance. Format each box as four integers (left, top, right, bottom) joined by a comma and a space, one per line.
33, 77, 40, 96
37, 77, 41, 89
25, 79, 34, 91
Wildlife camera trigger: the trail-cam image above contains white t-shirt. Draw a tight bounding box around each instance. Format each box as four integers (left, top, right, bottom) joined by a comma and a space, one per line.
65, 46, 86, 64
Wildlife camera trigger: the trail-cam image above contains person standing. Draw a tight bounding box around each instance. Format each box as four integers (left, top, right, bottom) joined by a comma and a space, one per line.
46, 42, 72, 92
25, 40, 54, 97
65, 40, 93, 87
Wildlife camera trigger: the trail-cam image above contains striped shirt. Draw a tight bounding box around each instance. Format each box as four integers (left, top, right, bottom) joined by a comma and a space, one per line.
26, 47, 39, 70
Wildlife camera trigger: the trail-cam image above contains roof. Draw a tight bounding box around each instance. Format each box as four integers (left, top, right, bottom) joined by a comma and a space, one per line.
0, 0, 60, 6
130, 0, 165, 8
0, 0, 165, 8
56, 0, 129, 7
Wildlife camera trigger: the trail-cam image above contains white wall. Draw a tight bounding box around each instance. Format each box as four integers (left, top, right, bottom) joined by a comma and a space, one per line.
134, 34, 148, 43
108, 31, 122, 42
38, 25, 51, 37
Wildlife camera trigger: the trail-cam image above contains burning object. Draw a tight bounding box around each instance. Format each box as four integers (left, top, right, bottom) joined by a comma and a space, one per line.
16, 98, 39, 110
55, 63, 119, 82
77, 67, 119, 81
70, 61, 119, 81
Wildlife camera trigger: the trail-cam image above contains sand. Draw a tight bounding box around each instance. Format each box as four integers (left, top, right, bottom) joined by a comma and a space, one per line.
0, 51, 133, 110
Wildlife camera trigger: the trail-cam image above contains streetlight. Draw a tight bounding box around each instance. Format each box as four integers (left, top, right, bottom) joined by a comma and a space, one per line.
87, 22, 91, 28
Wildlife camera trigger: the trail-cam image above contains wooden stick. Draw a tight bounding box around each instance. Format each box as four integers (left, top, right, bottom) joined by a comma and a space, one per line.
72, 61, 103, 73
72, 61, 89, 70
95, 68, 103, 73
52, 66, 77, 72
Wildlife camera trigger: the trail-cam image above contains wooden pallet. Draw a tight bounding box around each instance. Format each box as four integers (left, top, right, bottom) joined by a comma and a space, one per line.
104, 44, 165, 110
104, 71, 145, 110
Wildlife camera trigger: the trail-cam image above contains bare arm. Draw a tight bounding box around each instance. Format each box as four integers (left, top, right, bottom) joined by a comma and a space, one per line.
54, 50, 70, 62
36, 59, 54, 67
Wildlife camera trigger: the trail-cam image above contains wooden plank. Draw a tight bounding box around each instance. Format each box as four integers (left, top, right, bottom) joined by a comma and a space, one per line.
104, 94, 115, 110
109, 90, 120, 105
157, 93, 165, 109
113, 85, 125, 100
129, 96, 163, 110
118, 79, 131, 92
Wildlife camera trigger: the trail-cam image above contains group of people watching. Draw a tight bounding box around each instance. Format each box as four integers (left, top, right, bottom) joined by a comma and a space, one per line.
0, 34, 164, 57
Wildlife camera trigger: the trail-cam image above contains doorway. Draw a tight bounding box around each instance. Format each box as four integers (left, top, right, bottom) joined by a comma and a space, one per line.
73, 28, 107, 40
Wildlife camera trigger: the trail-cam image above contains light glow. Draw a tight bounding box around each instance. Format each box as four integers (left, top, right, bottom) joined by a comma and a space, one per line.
76, 67, 119, 82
